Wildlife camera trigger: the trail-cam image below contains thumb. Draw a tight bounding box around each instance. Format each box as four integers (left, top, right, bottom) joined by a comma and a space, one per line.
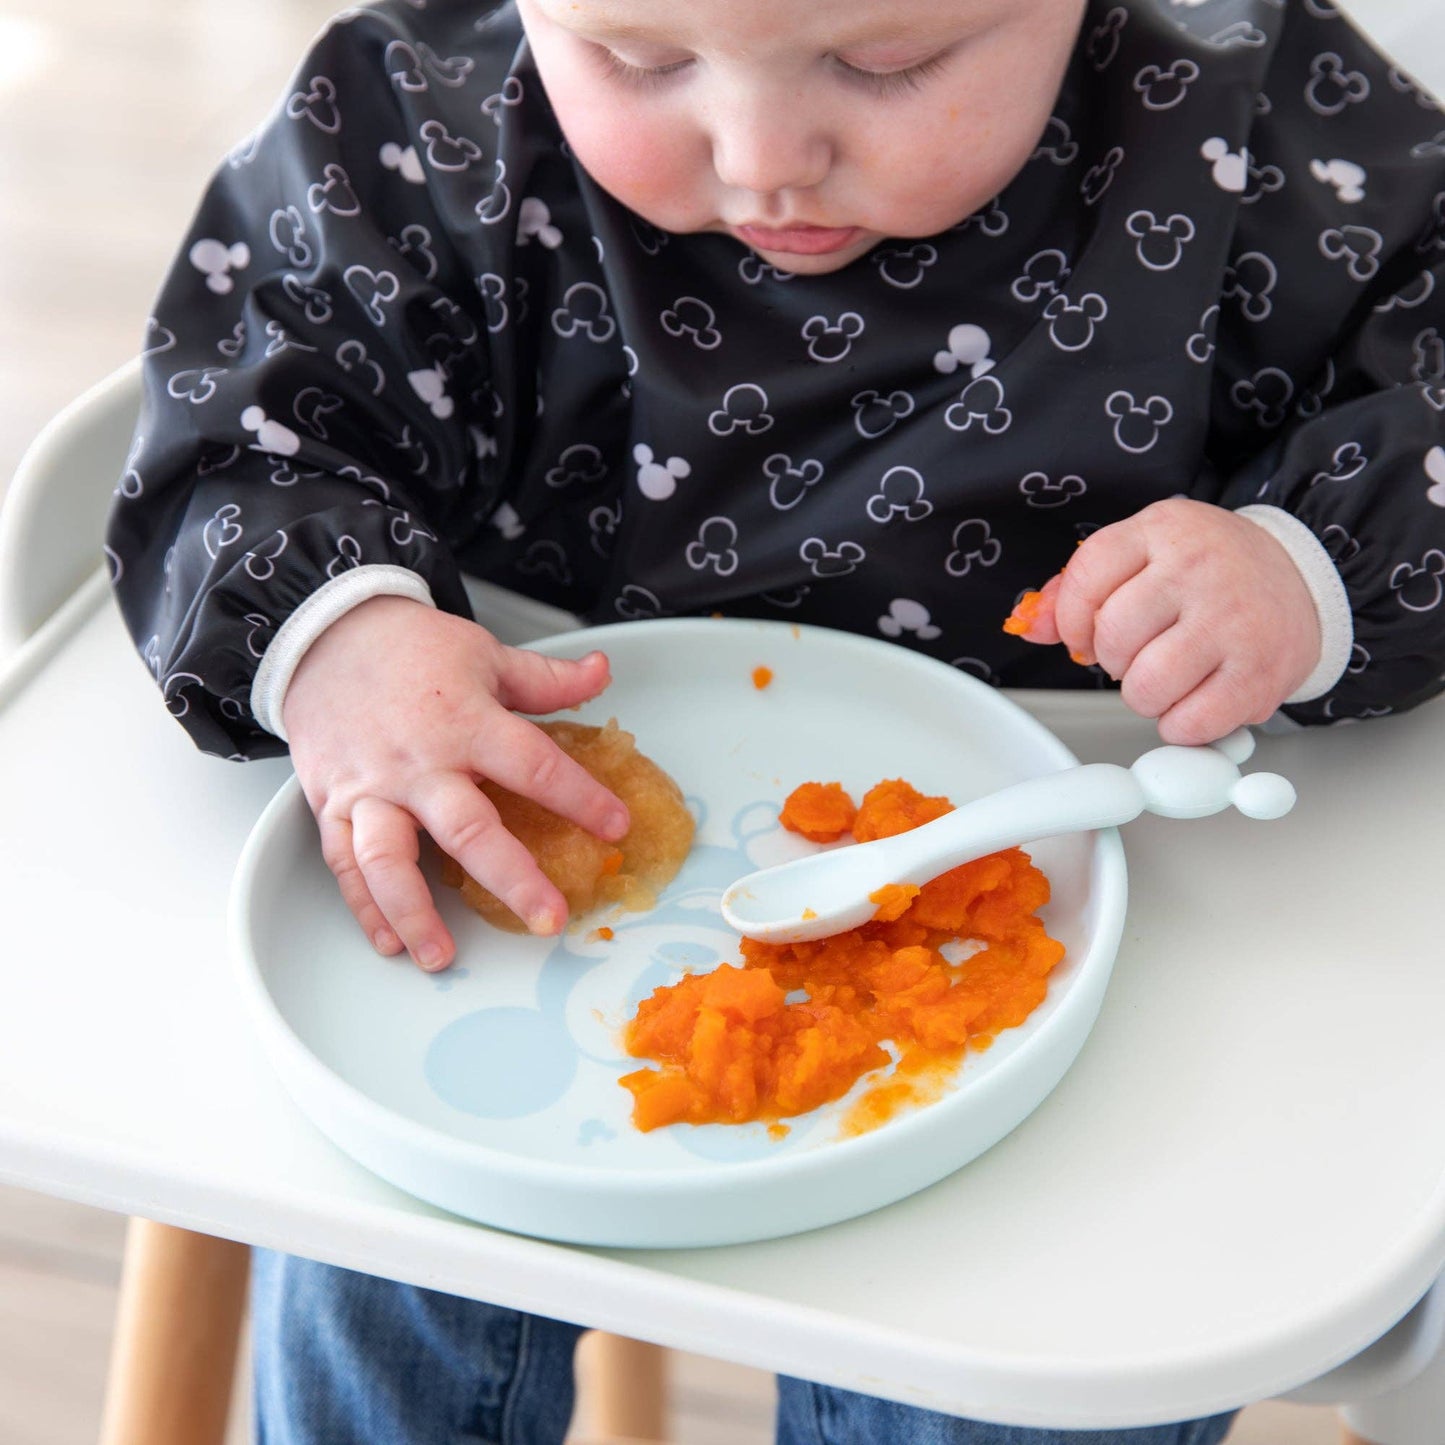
492, 646, 613, 714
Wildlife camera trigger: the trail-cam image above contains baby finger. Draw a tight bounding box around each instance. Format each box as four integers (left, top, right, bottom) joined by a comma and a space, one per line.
351, 795, 453, 971
1118, 624, 1218, 725
317, 813, 403, 955
1090, 572, 1180, 681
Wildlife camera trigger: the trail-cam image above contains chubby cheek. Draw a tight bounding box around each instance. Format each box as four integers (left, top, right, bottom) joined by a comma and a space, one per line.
552, 92, 712, 232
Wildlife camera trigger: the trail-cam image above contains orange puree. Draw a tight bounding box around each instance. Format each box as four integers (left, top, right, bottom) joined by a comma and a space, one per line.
1003, 588, 1046, 636
620, 779, 1065, 1135
777, 780, 856, 842
752, 665, 774, 689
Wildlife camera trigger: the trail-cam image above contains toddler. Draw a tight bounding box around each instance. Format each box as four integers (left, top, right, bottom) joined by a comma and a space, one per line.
107, 0, 1445, 1439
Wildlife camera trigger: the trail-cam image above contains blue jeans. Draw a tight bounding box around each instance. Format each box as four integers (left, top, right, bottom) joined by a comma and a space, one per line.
251, 1250, 1238, 1445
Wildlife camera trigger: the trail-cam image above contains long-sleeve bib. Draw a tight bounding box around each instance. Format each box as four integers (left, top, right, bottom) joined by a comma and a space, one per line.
106, 0, 1445, 758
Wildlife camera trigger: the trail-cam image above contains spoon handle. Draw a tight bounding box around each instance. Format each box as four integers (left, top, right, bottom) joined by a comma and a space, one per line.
886, 763, 1145, 883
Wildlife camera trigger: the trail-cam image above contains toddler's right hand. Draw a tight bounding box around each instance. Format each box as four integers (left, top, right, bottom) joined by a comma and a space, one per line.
280, 595, 629, 971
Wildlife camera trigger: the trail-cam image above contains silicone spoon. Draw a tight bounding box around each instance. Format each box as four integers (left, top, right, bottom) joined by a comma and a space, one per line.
720, 728, 1295, 943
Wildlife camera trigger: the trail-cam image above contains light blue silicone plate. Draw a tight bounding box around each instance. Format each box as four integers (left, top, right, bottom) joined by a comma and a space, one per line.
229, 618, 1126, 1248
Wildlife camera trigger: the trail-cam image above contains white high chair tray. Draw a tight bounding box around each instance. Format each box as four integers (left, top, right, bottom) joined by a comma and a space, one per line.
230, 618, 1125, 1248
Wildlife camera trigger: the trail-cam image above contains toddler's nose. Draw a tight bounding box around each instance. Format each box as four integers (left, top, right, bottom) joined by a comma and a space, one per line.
709, 92, 831, 197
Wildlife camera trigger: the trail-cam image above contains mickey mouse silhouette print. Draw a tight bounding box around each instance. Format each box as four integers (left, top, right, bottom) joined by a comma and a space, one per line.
106, 0, 1445, 764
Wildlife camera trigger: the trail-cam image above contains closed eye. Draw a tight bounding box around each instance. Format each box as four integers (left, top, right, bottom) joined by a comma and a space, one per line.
590, 44, 694, 88
833, 50, 953, 98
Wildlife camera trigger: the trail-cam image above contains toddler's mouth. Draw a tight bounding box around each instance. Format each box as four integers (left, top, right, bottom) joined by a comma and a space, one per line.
734, 223, 863, 256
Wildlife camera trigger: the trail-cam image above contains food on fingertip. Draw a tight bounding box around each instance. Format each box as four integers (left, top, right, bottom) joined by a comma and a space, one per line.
1003, 588, 1047, 636
619, 778, 1064, 1135
437, 719, 694, 933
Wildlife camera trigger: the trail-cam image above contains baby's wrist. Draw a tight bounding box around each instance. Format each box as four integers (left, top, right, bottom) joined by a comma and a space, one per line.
1233, 505, 1353, 703
253, 565, 437, 741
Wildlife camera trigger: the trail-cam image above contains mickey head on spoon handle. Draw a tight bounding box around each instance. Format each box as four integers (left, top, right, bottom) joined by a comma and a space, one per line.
720, 728, 1295, 944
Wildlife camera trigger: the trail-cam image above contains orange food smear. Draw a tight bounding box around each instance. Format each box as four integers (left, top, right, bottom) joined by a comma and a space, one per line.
1003, 588, 1045, 636
752, 665, 774, 690
620, 779, 1065, 1136
777, 780, 857, 842
595, 926, 614, 941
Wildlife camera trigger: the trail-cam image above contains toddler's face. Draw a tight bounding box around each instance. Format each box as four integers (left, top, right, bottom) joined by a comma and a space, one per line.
518, 0, 1086, 274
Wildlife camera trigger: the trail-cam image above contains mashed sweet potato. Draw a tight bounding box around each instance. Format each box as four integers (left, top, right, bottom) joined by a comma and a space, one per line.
437, 719, 694, 932
621, 778, 1065, 1136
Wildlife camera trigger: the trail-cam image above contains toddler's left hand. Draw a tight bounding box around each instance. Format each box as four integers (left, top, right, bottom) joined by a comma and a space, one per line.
1012, 498, 1321, 745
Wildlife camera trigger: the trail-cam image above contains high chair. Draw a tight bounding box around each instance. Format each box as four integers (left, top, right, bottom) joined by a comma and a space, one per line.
6, 360, 1445, 1445
0, 358, 672, 1445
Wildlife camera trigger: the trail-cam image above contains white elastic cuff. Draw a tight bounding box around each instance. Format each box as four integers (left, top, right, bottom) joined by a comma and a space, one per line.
250, 564, 436, 740
1235, 504, 1353, 703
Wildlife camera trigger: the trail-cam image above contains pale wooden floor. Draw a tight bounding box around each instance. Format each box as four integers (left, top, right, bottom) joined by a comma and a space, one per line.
0, 0, 1384, 1440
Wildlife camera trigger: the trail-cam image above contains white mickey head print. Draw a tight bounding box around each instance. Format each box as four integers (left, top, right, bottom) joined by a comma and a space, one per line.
470, 424, 499, 460
1222, 251, 1278, 322
944, 519, 1001, 576
382, 424, 431, 477
1133, 59, 1200, 110
1012, 249, 1072, 304
389, 223, 438, 280
380, 142, 426, 184
1389, 67, 1442, 112
116, 436, 144, 500
202, 502, 244, 559
408, 365, 454, 419
960, 198, 1009, 238
1374, 269, 1436, 315
866, 466, 932, 524
708, 383, 774, 436
385, 40, 474, 92
944, 374, 1012, 435
262, 320, 317, 358
142, 317, 177, 358
281, 274, 334, 325
1310, 157, 1366, 203
336, 339, 385, 396
344, 265, 401, 325
267, 456, 323, 488
1020, 471, 1087, 508
1087, 8, 1128, 70
189, 239, 251, 295
418, 120, 482, 172
1205, 21, 1268, 48
552, 282, 616, 342
1126, 211, 1195, 271
269, 206, 312, 267
851, 389, 914, 439
589, 500, 621, 557
661, 296, 722, 349
518, 197, 563, 248
801, 311, 865, 363
1296, 357, 1337, 420
475, 273, 511, 332
1229, 368, 1294, 427
241, 405, 301, 456
1081, 147, 1125, 205
614, 584, 664, 621
546, 443, 607, 490
633, 442, 691, 500
933, 323, 995, 378
1320, 524, 1362, 566
1319, 225, 1383, 282
799, 537, 866, 578
1306, 53, 1370, 116
482, 75, 524, 124
1043, 293, 1107, 351
1425, 446, 1445, 506
1422, 383, 1445, 413
516, 540, 572, 585
1106, 390, 1174, 453
1187, 304, 1220, 363
197, 444, 241, 478
1032, 117, 1079, 165
244, 529, 289, 581
738, 254, 794, 285
1309, 442, 1368, 486
763, 453, 824, 511
227, 130, 262, 169
630, 217, 669, 256
1389, 550, 1445, 612
166, 367, 227, 404
1412, 328, 1444, 385
878, 599, 941, 641
162, 672, 206, 720
367, 503, 437, 547
1414, 133, 1445, 161
872, 243, 937, 288
1200, 139, 1284, 201
294, 387, 345, 439
243, 613, 274, 660
286, 75, 341, 133
325, 536, 364, 579
490, 501, 525, 540
307, 163, 361, 216
761, 585, 810, 609
476, 159, 512, 225
686, 517, 741, 576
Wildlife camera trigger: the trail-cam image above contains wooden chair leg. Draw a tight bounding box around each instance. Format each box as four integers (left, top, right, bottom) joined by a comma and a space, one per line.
574, 1330, 671, 1442
97, 1219, 250, 1445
